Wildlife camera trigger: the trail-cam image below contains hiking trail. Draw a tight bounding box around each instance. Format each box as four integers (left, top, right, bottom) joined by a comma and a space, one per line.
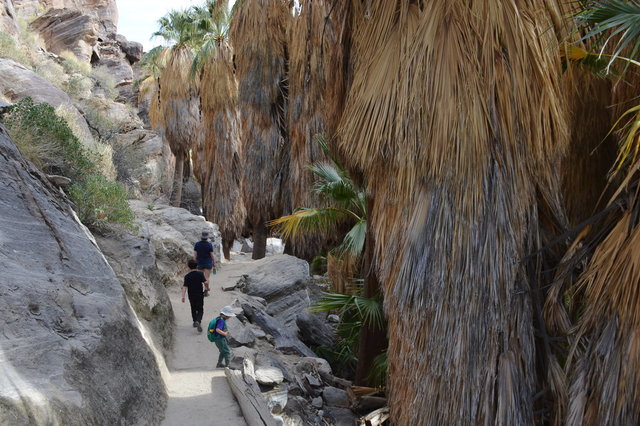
161, 259, 251, 426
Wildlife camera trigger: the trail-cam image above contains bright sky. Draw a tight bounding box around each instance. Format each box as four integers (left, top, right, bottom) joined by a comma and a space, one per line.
116, 0, 203, 52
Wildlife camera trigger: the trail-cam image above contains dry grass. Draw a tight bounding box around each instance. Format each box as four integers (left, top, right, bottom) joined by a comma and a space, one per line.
337, 1, 568, 424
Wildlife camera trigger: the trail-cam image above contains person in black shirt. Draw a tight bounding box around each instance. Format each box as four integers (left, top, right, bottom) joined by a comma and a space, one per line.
182, 259, 208, 332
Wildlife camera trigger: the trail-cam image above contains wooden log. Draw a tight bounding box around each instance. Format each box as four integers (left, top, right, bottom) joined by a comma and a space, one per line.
357, 407, 390, 426
225, 368, 277, 426
353, 396, 387, 414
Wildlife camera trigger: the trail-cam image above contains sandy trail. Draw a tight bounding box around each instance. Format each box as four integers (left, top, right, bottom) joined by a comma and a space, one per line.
161, 259, 251, 426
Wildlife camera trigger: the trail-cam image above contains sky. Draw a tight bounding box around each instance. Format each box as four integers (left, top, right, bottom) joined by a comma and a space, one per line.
116, 0, 203, 52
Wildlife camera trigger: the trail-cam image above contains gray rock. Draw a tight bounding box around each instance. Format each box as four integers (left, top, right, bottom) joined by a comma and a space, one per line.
304, 373, 321, 388
311, 397, 323, 409
229, 346, 257, 370
296, 310, 335, 347
0, 58, 92, 140
0, 125, 166, 424
92, 39, 134, 87
116, 33, 143, 64
30, 8, 99, 62
46, 174, 72, 187
0, 0, 18, 35
255, 367, 285, 386
95, 229, 174, 352
327, 314, 340, 323
236, 255, 309, 301
322, 387, 350, 408
227, 316, 256, 347
323, 407, 358, 426
128, 200, 222, 284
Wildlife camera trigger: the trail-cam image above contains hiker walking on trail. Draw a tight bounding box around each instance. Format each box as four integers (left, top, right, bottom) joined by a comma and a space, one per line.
182, 259, 208, 332
208, 306, 236, 368
194, 231, 217, 296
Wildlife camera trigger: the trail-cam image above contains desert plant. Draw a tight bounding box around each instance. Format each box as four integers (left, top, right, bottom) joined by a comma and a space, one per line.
69, 174, 135, 231
91, 65, 118, 100
60, 50, 92, 76
0, 31, 31, 65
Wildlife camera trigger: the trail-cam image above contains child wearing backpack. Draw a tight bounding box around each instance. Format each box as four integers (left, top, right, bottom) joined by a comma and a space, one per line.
207, 306, 236, 368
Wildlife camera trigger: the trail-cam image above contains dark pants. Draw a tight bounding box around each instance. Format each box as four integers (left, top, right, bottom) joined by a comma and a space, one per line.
214, 338, 231, 367
189, 295, 204, 323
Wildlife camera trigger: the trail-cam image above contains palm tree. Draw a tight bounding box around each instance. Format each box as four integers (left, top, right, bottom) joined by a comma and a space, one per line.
230, 0, 290, 260
193, 0, 247, 260
337, 2, 568, 424
152, 8, 204, 207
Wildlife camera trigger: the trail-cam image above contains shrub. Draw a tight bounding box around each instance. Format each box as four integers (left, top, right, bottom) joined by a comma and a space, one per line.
69, 174, 135, 231
1, 98, 134, 231
60, 50, 91, 76
34, 58, 67, 88
2, 98, 94, 180
0, 31, 31, 65
63, 74, 94, 99
91, 65, 118, 100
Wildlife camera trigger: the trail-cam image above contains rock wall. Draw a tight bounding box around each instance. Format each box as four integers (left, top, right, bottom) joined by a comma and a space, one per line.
13, 0, 117, 36
0, 125, 166, 425
0, 0, 18, 35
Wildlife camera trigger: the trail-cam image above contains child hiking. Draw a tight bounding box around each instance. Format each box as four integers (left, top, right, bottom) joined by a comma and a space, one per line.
182, 259, 209, 332
207, 306, 236, 368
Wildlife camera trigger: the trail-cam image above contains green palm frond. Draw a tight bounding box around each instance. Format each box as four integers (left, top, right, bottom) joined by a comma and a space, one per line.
268, 207, 349, 240
577, 0, 640, 69
309, 162, 360, 207
312, 292, 384, 329
337, 218, 367, 257
368, 351, 388, 388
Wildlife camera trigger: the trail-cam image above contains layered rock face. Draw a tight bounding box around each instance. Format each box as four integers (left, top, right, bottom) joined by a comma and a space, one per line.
30, 8, 99, 62
14, 0, 117, 36
0, 126, 166, 424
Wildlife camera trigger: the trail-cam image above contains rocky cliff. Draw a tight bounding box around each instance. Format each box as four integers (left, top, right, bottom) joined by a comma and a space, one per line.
0, 125, 166, 424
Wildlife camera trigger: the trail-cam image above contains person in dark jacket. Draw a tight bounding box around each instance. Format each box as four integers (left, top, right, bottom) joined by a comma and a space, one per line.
193, 231, 217, 296
182, 259, 208, 332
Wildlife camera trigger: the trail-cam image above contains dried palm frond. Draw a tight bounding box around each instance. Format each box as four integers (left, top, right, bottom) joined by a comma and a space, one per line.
230, 0, 290, 258
338, 1, 568, 424
198, 41, 246, 258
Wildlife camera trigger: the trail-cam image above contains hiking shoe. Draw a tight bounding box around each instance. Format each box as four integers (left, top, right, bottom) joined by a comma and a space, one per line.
216, 364, 224, 368
193, 322, 198, 328
197, 322, 202, 332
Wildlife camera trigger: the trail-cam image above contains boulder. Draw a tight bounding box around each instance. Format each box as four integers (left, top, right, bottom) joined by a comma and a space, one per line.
30, 8, 99, 62
322, 387, 350, 408
0, 125, 166, 424
296, 311, 335, 347
323, 407, 358, 426
0, 0, 18, 35
116, 33, 142, 64
92, 39, 133, 87
229, 346, 257, 371
236, 254, 310, 301
0, 58, 92, 140
227, 316, 256, 347
128, 200, 222, 285
95, 229, 174, 352
255, 367, 285, 386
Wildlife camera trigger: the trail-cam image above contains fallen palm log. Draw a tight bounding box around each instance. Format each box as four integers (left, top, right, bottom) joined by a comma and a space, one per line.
224, 366, 277, 426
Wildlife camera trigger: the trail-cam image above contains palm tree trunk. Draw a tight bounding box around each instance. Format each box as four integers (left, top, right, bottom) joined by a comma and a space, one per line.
170, 149, 184, 207
222, 238, 233, 261
252, 219, 267, 260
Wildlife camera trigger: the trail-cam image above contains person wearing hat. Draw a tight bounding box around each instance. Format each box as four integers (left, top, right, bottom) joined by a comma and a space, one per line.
193, 231, 217, 296
207, 306, 236, 368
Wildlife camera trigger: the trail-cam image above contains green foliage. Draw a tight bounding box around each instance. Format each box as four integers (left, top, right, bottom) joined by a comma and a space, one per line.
60, 51, 92, 76
69, 174, 135, 231
311, 289, 385, 380
2, 98, 94, 180
1, 98, 134, 231
368, 352, 388, 388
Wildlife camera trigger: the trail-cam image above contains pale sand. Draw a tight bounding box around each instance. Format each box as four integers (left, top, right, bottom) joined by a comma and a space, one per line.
161, 259, 253, 426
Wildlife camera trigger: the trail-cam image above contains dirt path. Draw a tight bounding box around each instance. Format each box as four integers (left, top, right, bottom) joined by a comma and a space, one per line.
161, 259, 251, 426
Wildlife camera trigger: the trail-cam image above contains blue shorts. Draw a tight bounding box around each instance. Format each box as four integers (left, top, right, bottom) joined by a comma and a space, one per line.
198, 260, 213, 270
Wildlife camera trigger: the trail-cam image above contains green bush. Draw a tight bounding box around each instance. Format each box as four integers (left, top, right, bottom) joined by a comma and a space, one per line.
91, 65, 118, 100
1, 98, 134, 231
2, 98, 94, 180
69, 174, 135, 230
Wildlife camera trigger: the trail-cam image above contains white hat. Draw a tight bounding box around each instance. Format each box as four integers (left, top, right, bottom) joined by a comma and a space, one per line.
220, 306, 237, 317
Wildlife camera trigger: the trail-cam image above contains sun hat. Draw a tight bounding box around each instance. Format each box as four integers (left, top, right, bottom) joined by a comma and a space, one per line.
220, 306, 237, 317
201, 231, 209, 240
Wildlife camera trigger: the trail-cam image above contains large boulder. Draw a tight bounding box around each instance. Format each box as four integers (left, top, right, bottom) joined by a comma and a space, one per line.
95, 229, 174, 353
128, 200, 222, 284
116, 33, 142, 64
30, 8, 99, 62
0, 58, 92, 140
0, 0, 18, 35
237, 255, 310, 301
14, 0, 118, 37
0, 125, 166, 424
92, 38, 133, 86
